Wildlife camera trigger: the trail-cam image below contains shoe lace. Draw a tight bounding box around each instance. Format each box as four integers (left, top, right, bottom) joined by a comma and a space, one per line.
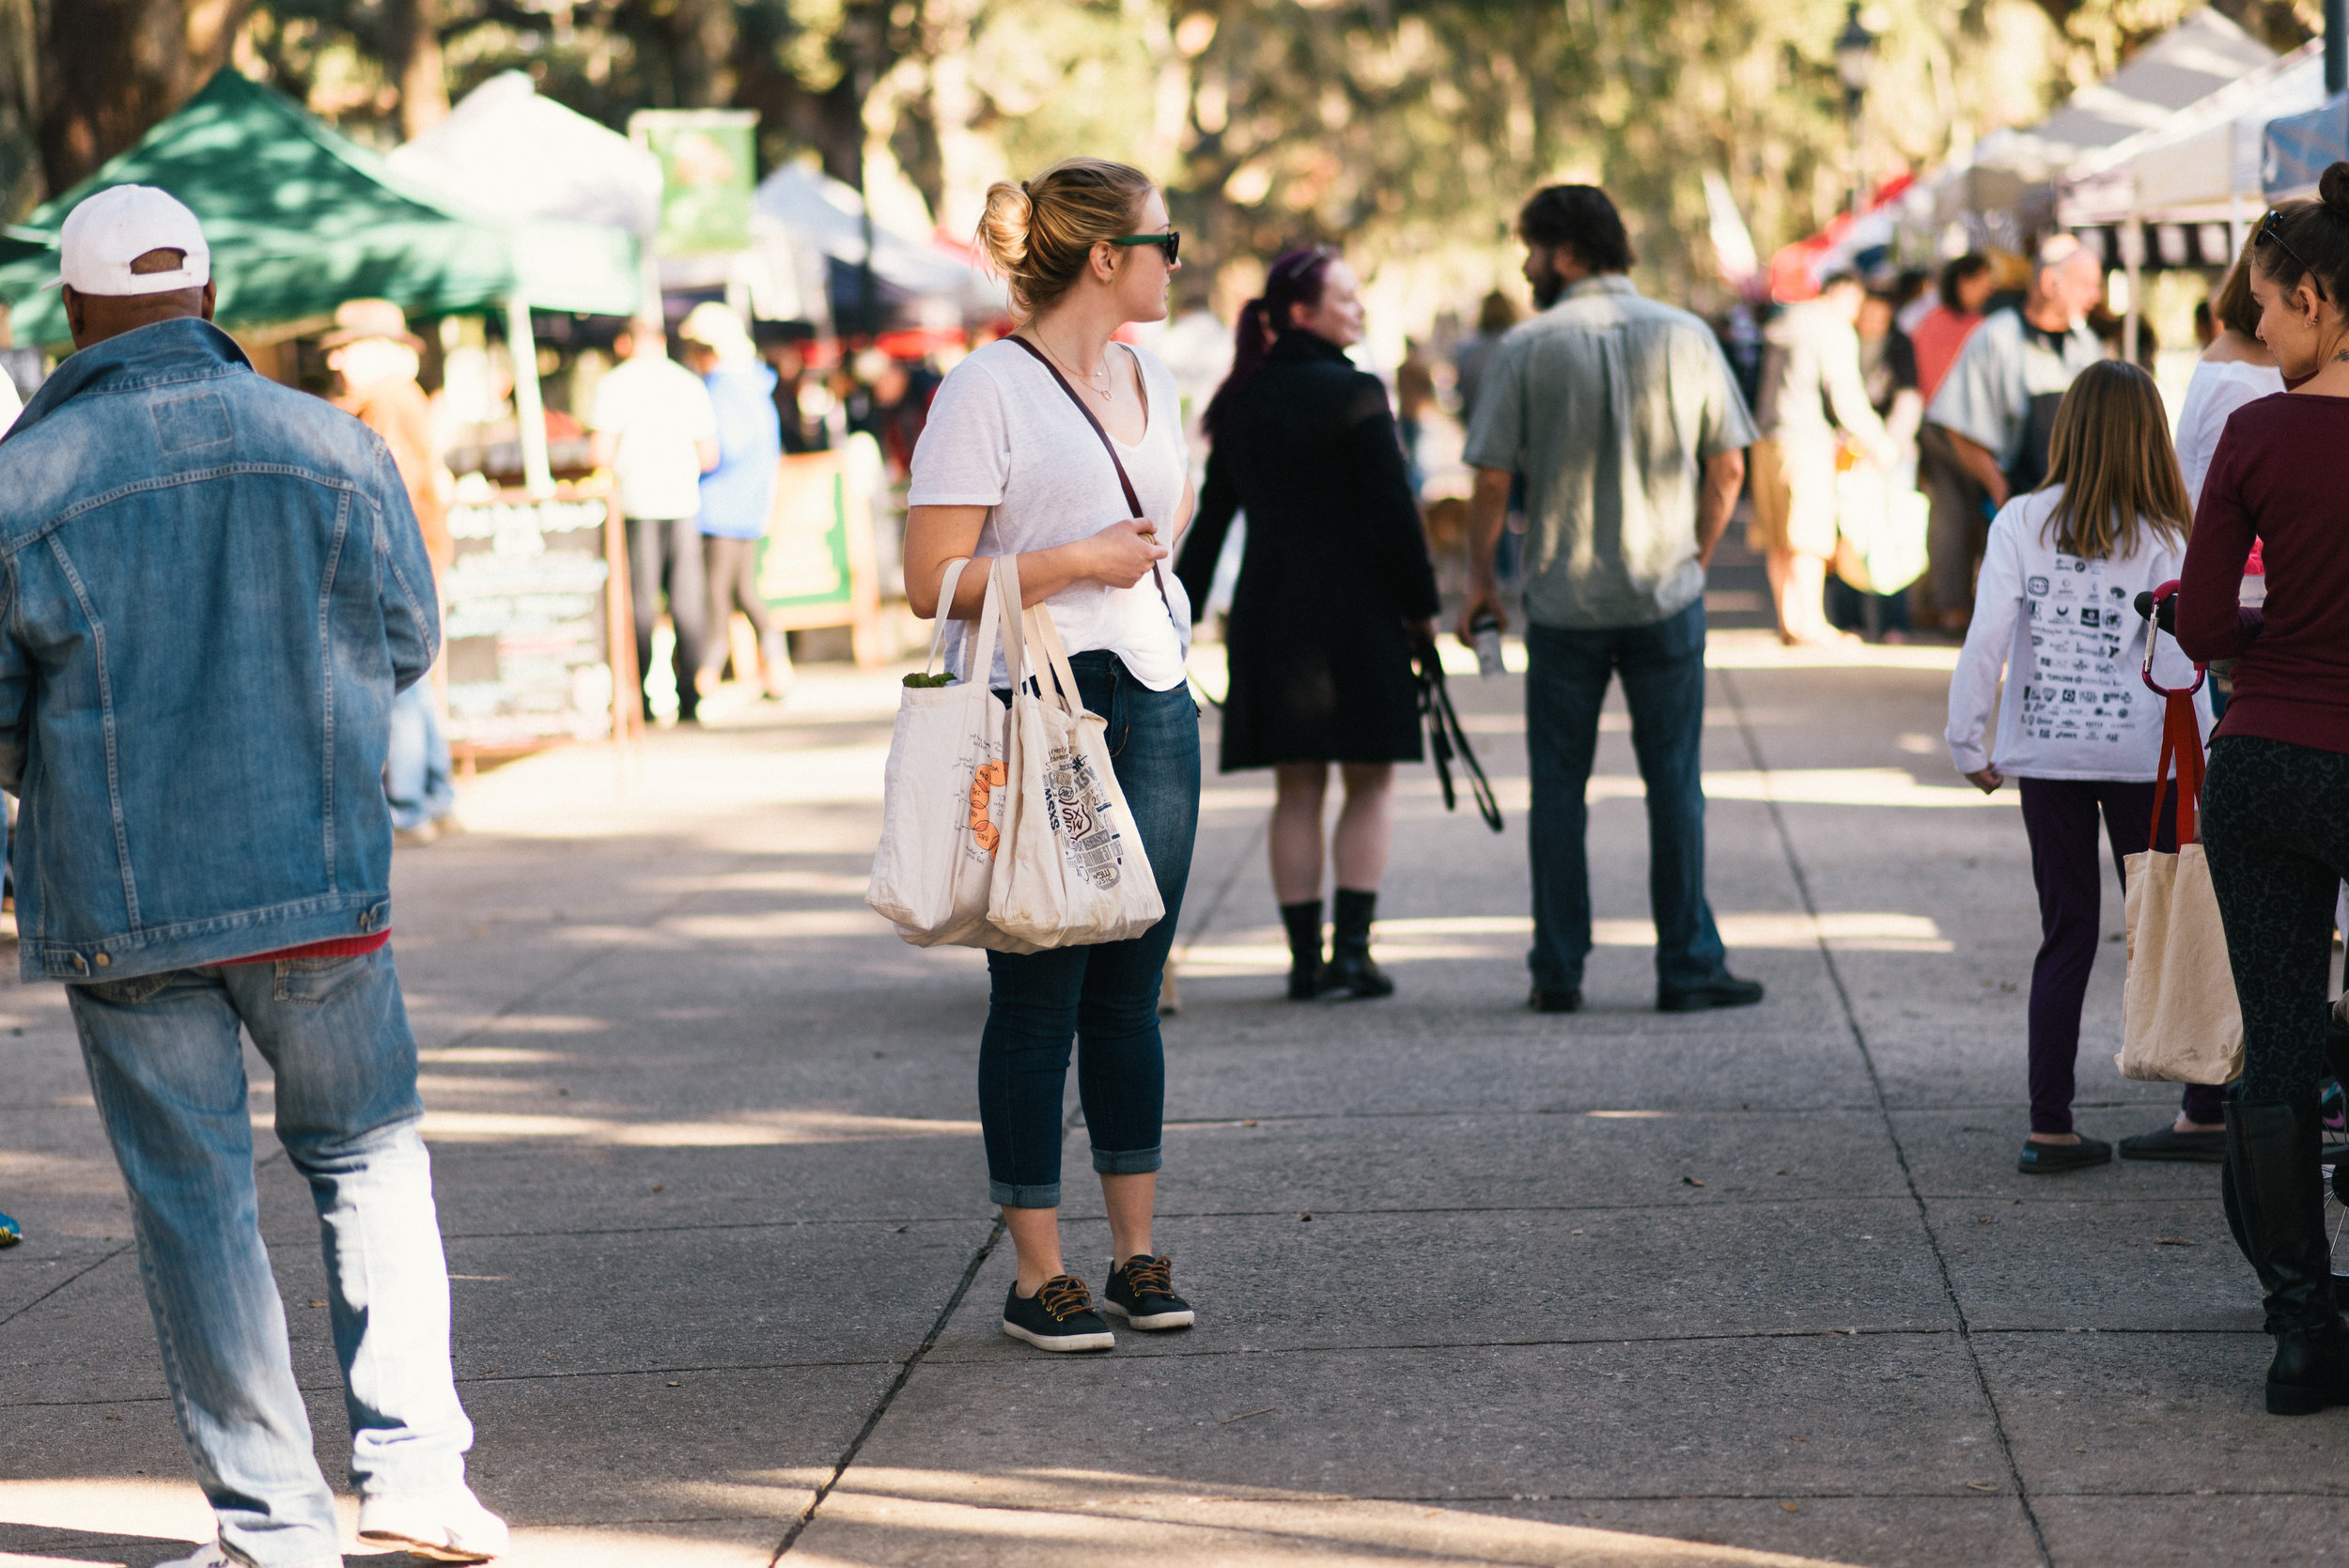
1122, 1255, 1174, 1296
1037, 1274, 1094, 1320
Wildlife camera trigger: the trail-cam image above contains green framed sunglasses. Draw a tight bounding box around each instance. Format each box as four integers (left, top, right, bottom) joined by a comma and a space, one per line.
1111, 230, 1180, 265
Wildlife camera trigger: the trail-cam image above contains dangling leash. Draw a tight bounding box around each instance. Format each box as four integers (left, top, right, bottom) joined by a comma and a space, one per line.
1416, 646, 1502, 832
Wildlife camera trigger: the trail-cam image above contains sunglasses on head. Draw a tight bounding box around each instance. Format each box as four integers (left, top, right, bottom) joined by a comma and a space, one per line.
1111, 230, 1180, 266
2258, 210, 2326, 301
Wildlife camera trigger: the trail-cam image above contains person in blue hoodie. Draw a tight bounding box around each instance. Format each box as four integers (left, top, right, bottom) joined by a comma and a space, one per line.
679, 303, 791, 699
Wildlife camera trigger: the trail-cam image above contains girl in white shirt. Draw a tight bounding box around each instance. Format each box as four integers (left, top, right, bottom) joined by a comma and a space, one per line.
903, 158, 1200, 1354
1947, 360, 2211, 1176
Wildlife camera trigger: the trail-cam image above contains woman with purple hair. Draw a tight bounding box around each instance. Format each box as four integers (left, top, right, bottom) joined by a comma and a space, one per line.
1174, 248, 1440, 1001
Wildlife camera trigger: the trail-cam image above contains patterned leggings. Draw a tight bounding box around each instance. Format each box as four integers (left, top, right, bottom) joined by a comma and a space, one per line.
2201, 736, 2349, 1102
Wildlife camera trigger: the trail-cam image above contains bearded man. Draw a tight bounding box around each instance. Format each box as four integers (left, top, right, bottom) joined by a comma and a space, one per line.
1457, 183, 1766, 1017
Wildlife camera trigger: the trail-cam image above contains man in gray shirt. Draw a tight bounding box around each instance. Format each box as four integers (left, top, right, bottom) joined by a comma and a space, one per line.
1926, 235, 2106, 510
1460, 183, 1765, 1016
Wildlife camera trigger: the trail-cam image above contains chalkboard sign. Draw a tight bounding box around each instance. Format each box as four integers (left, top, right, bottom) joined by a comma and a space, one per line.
442, 485, 630, 754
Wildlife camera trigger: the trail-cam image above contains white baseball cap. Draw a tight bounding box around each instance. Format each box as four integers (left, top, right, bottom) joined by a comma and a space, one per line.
54, 185, 210, 296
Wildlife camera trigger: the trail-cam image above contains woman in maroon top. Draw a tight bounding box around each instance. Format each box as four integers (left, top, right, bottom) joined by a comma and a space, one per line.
2177, 162, 2349, 1416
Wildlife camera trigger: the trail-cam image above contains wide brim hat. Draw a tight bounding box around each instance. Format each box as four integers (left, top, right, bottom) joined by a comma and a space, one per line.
320, 298, 425, 350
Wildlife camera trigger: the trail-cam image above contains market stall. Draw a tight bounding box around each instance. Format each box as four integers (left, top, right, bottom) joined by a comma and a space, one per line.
0, 67, 646, 761
1912, 7, 2279, 253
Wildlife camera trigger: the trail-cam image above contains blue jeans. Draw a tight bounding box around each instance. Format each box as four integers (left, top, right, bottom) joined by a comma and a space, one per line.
1524, 602, 1729, 994
981, 652, 1200, 1208
385, 680, 456, 831
68, 948, 477, 1568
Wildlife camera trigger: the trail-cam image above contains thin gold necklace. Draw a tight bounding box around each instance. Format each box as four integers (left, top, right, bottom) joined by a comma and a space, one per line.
1031, 329, 1113, 401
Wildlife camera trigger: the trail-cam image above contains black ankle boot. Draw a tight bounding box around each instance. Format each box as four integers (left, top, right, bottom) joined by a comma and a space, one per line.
1321, 888, 1394, 999
1279, 900, 1324, 1001
2224, 1094, 2349, 1415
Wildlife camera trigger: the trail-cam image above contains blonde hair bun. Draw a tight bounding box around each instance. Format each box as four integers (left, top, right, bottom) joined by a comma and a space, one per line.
977, 180, 1034, 274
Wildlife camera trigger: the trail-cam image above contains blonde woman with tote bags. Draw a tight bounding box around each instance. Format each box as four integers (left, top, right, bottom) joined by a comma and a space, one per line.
900, 158, 1201, 1353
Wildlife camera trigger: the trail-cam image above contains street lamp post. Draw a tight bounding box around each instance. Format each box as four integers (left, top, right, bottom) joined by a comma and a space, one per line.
1835, 3, 1877, 220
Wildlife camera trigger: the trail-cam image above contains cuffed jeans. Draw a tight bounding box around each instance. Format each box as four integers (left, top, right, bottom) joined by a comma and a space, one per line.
1524, 601, 1730, 994
68, 948, 476, 1568
981, 652, 1200, 1207
385, 681, 456, 831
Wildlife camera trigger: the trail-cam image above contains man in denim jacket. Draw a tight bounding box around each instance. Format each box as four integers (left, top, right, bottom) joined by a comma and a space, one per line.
0, 188, 505, 1567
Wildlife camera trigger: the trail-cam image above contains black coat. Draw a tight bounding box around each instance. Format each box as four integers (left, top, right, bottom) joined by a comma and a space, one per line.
1174, 330, 1440, 771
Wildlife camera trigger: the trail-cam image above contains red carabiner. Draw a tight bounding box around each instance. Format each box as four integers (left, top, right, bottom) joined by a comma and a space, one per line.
2140, 578, 2207, 697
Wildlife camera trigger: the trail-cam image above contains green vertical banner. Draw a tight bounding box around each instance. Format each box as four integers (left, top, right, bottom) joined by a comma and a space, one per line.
629, 109, 758, 256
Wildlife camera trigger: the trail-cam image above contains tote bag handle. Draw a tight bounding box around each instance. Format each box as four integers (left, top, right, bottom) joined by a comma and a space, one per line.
923, 555, 1005, 688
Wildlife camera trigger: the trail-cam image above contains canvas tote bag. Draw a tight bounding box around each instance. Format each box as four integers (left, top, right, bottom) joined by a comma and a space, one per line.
986, 569, 1165, 949
1832, 456, 1930, 598
2118, 647, 2244, 1085
866, 555, 1043, 954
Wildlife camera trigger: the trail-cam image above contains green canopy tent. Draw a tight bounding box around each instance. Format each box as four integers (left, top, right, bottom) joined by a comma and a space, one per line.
0, 68, 646, 489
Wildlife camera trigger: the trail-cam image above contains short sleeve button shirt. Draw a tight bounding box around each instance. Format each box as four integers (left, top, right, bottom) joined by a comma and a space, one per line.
1462, 275, 1758, 629
1923, 308, 2104, 474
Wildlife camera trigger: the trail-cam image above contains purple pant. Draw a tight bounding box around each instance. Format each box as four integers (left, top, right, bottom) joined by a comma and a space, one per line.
2017, 777, 2221, 1134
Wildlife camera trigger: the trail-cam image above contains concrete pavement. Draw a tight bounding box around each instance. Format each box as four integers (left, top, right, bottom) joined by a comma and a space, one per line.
0, 623, 2326, 1568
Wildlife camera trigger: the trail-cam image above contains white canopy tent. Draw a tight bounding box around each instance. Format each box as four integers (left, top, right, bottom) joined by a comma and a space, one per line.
1916, 8, 2279, 252
2057, 41, 2323, 230
386, 71, 663, 493
389, 71, 662, 241
749, 163, 1004, 333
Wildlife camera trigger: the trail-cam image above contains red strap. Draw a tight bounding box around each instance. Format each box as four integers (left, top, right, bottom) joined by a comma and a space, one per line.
2153, 690, 2203, 846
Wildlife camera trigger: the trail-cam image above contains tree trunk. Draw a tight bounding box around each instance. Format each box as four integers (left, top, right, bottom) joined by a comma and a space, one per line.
386, 0, 448, 140
39, 0, 253, 198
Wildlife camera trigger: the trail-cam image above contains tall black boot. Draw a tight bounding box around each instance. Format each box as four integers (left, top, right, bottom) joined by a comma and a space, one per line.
2224, 1094, 2349, 1414
1321, 888, 1394, 1000
1279, 900, 1324, 1001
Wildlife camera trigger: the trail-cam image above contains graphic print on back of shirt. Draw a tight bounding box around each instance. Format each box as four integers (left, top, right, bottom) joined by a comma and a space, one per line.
2021, 558, 2136, 745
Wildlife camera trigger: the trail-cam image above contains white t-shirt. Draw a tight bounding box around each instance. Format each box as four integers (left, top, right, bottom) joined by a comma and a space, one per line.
0, 372, 20, 439
2174, 358, 2284, 508
1946, 487, 2210, 781
909, 337, 1190, 691
589, 354, 718, 520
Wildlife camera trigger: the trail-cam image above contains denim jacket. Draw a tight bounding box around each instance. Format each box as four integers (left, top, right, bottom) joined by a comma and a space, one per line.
0, 318, 438, 981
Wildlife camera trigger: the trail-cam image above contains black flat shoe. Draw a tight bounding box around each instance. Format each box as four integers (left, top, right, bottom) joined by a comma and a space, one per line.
1529, 986, 1582, 1014
2018, 1136, 2112, 1174
2119, 1125, 2227, 1163
1657, 974, 1765, 1013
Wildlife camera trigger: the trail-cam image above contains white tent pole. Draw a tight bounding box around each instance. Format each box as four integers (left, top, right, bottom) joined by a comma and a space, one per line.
506, 294, 555, 497
2123, 205, 2142, 365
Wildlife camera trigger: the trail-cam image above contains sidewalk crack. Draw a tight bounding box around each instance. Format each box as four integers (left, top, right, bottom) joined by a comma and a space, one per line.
770, 1216, 1005, 1561
1720, 666, 2053, 1568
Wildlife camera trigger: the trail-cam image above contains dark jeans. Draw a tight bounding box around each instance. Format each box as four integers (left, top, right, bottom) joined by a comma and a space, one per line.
2015, 778, 2211, 1134
626, 515, 708, 719
1524, 601, 1728, 993
1921, 423, 1989, 614
2202, 736, 2349, 1104
980, 652, 1201, 1207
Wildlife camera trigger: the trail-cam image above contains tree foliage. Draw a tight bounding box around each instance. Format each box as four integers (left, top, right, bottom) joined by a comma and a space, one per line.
5, 0, 2295, 307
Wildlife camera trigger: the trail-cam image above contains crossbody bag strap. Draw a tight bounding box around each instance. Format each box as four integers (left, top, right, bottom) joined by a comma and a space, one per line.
1004, 334, 1177, 624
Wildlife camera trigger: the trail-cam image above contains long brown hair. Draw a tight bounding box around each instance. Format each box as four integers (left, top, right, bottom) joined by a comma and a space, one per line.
2036, 359, 2192, 559
2210, 220, 2272, 338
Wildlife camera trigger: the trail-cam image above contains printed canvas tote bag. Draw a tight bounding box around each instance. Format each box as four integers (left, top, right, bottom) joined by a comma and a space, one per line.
986, 577, 1165, 949
866, 555, 1040, 953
